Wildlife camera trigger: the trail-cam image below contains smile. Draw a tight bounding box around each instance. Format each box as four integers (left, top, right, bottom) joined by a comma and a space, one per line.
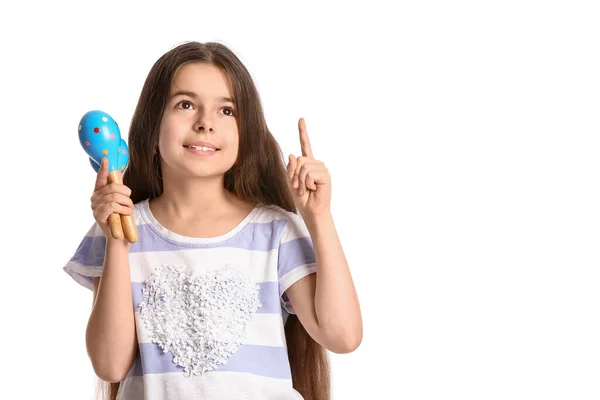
183, 145, 218, 151
183, 145, 220, 157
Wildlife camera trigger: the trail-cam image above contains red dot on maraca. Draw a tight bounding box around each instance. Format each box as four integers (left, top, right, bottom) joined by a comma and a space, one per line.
93, 127, 100, 133
110, 134, 116, 140
84, 141, 90, 146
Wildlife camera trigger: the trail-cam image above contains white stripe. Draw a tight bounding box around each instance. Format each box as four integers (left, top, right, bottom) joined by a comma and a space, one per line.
63, 261, 102, 290
82, 204, 310, 251
271, 209, 312, 244
128, 247, 279, 283
119, 371, 302, 400
135, 312, 287, 348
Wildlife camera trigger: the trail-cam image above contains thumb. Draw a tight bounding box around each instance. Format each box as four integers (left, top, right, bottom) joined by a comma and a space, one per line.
287, 154, 297, 182
94, 157, 109, 191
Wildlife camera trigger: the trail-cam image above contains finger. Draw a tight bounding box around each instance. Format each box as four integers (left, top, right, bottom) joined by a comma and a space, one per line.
306, 172, 317, 190
97, 183, 132, 198
293, 156, 311, 189
91, 183, 132, 210
288, 155, 300, 189
103, 202, 134, 217
299, 164, 321, 191
303, 163, 329, 194
95, 203, 133, 224
287, 154, 297, 183
94, 157, 109, 191
293, 156, 304, 189
298, 118, 314, 159
298, 163, 313, 193
94, 193, 134, 210
298, 164, 319, 196
306, 169, 327, 190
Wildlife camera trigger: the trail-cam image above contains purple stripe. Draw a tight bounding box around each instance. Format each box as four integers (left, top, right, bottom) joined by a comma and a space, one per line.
69, 220, 287, 268
70, 235, 106, 267
132, 281, 281, 314
129, 343, 291, 379
256, 282, 281, 313
130, 220, 287, 253
69, 219, 291, 269
277, 237, 315, 281
128, 350, 144, 377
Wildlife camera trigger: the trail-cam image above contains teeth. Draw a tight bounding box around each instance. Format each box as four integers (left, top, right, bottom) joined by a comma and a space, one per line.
186, 145, 217, 151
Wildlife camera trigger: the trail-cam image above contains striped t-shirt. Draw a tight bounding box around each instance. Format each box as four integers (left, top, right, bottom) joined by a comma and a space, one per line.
63, 199, 317, 400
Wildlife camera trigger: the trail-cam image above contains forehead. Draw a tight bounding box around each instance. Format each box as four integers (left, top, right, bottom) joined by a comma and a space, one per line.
170, 62, 233, 97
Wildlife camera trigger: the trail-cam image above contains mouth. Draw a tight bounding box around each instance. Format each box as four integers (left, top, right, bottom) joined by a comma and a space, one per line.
182, 145, 220, 152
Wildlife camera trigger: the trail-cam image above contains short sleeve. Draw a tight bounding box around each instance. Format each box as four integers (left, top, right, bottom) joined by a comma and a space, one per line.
277, 211, 317, 314
63, 222, 107, 291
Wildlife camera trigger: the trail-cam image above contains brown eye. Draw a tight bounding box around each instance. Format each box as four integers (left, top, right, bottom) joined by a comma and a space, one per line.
221, 107, 235, 117
176, 100, 194, 110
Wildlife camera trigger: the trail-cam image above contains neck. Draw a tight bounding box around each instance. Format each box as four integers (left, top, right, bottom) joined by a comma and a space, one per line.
155, 170, 237, 220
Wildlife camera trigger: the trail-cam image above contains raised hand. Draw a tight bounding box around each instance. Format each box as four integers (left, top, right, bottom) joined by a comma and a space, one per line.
286, 118, 332, 218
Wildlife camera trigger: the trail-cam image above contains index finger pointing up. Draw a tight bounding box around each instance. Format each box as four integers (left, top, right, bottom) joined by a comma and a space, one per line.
298, 118, 314, 159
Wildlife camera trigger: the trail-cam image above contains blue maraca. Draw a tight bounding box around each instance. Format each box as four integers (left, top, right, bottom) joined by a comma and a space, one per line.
89, 138, 129, 173
79, 110, 138, 243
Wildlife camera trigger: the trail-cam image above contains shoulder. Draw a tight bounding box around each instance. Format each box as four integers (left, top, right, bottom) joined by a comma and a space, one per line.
133, 198, 149, 213
256, 204, 304, 226
257, 204, 310, 241
132, 198, 151, 226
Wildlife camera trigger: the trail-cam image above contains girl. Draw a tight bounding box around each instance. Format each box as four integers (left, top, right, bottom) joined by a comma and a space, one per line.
64, 41, 362, 400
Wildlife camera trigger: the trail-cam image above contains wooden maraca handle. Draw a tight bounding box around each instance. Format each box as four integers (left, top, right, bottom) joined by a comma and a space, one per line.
108, 213, 124, 239
108, 170, 138, 243
121, 212, 138, 243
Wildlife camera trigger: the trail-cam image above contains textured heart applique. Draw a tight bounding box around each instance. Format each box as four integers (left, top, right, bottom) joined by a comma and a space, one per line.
139, 264, 262, 376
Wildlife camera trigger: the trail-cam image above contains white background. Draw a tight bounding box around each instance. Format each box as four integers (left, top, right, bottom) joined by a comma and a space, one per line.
1, 1, 599, 399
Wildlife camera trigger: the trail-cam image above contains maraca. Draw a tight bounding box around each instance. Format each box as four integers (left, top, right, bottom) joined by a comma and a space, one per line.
79, 110, 138, 243
89, 138, 129, 173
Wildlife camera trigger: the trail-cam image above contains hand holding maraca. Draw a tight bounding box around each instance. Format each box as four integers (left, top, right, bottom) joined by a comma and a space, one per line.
79, 110, 138, 243
90, 158, 135, 241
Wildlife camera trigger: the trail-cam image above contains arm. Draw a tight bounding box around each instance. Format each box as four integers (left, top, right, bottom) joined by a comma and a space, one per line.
86, 238, 138, 383
285, 212, 362, 354
285, 118, 362, 353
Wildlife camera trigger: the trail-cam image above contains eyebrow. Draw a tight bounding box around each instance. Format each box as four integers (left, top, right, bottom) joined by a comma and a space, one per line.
170, 90, 236, 105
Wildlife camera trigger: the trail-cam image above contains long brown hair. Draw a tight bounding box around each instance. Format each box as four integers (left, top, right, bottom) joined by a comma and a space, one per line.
100, 41, 330, 399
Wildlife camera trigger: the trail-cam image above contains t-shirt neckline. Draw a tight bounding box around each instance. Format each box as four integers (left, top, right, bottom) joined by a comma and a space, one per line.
139, 198, 260, 245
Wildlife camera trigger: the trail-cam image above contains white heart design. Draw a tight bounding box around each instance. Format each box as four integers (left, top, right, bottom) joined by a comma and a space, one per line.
139, 264, 262, 376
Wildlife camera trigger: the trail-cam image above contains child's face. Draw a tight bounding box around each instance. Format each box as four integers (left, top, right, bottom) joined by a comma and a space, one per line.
158, 62, 239, 180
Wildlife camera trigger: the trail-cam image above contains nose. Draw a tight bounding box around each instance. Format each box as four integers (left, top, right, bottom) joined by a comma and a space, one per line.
193, 114, 214, 132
